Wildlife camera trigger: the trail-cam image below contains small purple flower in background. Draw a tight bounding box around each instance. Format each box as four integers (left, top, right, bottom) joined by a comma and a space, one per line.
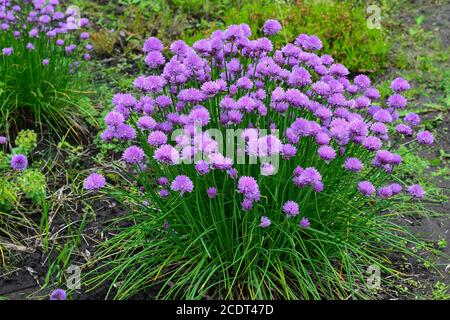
170, 175, 194, 195
50, 289, 67, 301
195, 160, 210, 175
10, 154, 28, 171
42, 59, 49, 65
358, 181, 375, 196
416, 130, 434, 145
261, 163, 275, 176
157, 177, 169, 186
2, 47, 13, 56
80, 32, 90, 40
159, 189, 170, 198
242, 198, 254, 211
238, 176, 260, 200
404, 113, 421, 126
163, 220, 170, 229
300, 217, 310, 229
390, 77, 410, 92
143, 37, 163, 53
122, 146, 145, 164
26, 43, 35, 50
408, 184, 425, 199
283, 201, 299, 217
207, 187, 218, 198
148, 130, 168, 147
0, 136, 6, 145
259, 216, 271, 228
84, 173, 106, 191
263, 19, 282, 36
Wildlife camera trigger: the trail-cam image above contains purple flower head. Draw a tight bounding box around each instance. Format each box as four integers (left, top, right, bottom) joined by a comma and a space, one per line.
148, 130, 167, 147
377, 185, 393, 198
137, 116, 156, 130
318, 145, 336, 162
159, 189, 170, 198
145, 51, 166, 69
84, 173, 106, 191
404, 113, 421, 126
416, 130, 434, 145
122, 146, 145, 164
0, 136, 7, 145
300, 217, 310, 229
263, 19, 282, 36
354, 74, 371, 89
2, 47, 13, 56
207, 187, 218, 198
170, 175, 194, 195
391, 77, 410, 92
408, 184, 425, 199
283, 200, 299, 217
390, 183, 403, 195
50, 289, 66, 301
259, 216, 271, 228
154, 144, 179, 165
157, 177, 169, 186
143, 37, 163, 53
358, 181, 375, 196
396, 124, 413, 136
238, 176, 260, 200
344, 157, 363, 172
80, 32, 89, 40
387, 94, 407, 109
195, 160, 210, 175
281, 144, 297, 159
10, 154, 28, 171
242, 198, 253, 211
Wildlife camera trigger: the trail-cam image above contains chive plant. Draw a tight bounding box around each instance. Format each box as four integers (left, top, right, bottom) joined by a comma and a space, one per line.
84, 20, 433, 299
0, 0, 92, 136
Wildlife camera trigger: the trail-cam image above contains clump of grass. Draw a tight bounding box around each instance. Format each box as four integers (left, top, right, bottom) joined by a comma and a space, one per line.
81, 19, 434, 299
0, 1, 95, 137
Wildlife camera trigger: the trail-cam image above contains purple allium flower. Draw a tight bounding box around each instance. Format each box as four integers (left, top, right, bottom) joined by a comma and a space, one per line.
122, 146, 145, 164
26, 43, 35, 50
10, 154, 28, 171
2, 47, 13, 56
137, 116, 156, 130
242, 198, 253, 211
157, 177, 169, 186
159, 189, 170, 198
0, 136, 6, 145
300, 217, 310, 229
154, 144, 180, 165
259, 216, 271, 228
42, 59, 49, 65
358, 181, 375, 196
263, 19, 282, 36
80, 32, 90, 40
143, 37, 163, 53
377, 185, 393, 198
318, 145, 336, 162
373, 109, 393, 123
207, 187, 218, 198
344, 157, 363, 172
408, 184, 425, 198
50, 289, 66, 300
170, 175, 194, 195
365, 87, 380, 100
354, 74, 371, 89
396, 124, 413, 136
390, 183, 403, 195
281, 144, 297, 159
416, 130, 434, 145
145, 51, 166, 69
195, 160, 210, 175
387, 94, 407, 109
238, 176, 260, 200
84, 173, 106, 191
391, 77, 410, 92
315, 132, 331, 145
283, 200, 299, 217
404, 113, 421, 126
163, 220, 170, 229
293, 167, 322, 188
147, 130, 168, 147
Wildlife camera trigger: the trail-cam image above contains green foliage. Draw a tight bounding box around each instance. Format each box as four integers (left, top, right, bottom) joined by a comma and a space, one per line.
187, 0, 390, 73
14, 129, 37, 155
18, 170, 46, 204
